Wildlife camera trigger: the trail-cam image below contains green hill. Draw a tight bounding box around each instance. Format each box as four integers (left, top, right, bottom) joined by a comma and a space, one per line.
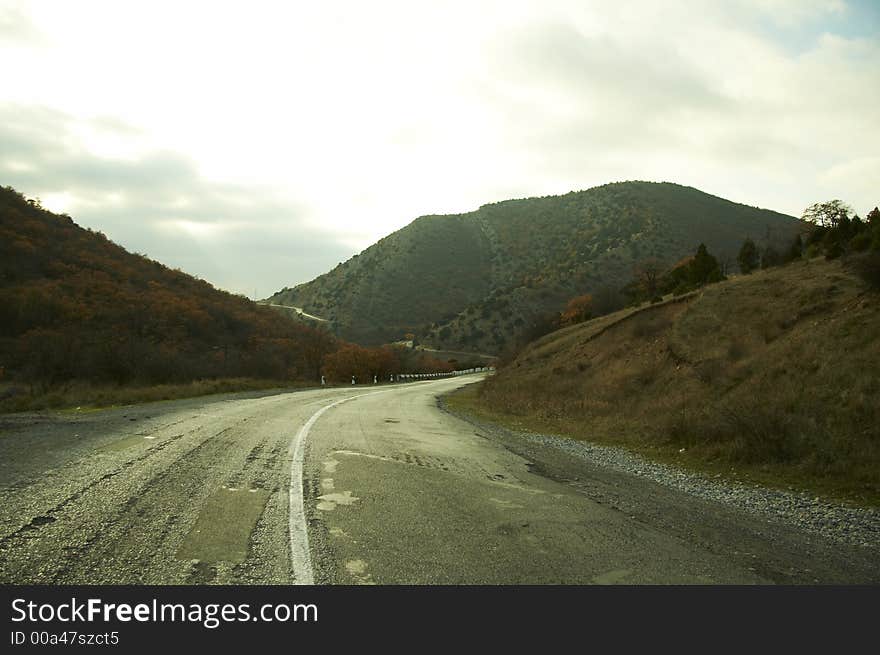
269, 181, 800, 352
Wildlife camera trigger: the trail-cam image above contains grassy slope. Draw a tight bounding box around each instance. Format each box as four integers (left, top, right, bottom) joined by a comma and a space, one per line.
0, 378, 310, 413
449, 257, 880, 506
271, 181, 799, 351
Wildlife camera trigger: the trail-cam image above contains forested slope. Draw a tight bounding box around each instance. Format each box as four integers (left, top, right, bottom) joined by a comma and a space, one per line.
0, 186, 332, 390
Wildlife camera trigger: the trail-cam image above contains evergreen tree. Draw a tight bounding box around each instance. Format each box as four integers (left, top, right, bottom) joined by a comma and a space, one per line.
689, 244, 724, 286
738, 238, 759, 274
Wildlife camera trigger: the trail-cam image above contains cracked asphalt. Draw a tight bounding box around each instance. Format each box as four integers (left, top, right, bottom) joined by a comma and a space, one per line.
1, 376, 876, 584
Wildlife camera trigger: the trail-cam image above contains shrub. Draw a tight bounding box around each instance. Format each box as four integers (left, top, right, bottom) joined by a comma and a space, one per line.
852, 251, 880, 291
850, 232, 871, 252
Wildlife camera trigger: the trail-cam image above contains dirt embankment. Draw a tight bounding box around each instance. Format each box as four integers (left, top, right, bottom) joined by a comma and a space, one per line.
475, 257, 880, 506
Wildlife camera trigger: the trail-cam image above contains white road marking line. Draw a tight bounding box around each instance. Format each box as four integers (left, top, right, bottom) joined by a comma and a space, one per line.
288, 390, 391, 585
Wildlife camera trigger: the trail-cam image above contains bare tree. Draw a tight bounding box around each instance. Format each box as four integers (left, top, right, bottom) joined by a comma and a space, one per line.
300, 326, 336, 381
634, 258, 664, 299
802, 200, 852, 229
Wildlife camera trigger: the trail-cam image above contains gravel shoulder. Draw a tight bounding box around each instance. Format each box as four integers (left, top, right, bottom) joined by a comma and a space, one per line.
440, 393, 880, 584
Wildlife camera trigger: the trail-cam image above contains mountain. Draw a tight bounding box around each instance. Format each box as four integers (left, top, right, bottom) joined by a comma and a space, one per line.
268, 181, 801, 352
0, 185, 334, 393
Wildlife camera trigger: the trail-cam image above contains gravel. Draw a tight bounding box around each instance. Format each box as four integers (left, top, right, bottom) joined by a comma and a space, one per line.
441, 399, 880, 551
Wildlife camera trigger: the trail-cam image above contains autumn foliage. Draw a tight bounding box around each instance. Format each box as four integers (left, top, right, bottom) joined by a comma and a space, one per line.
559, 294, 593, 326
0, 188, 314, 388
322, 344, 400, 383
0, 186, 463, 396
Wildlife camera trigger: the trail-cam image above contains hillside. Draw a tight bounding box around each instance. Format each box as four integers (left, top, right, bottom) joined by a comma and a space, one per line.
271, 210, 493, 345
0, 185, 336, 400
269, 181, 800, 352
460, 256, 880, 504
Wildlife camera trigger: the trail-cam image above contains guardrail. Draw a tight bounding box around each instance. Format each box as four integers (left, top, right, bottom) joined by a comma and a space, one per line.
321, 368, 493, 386
397, 367, 493, 382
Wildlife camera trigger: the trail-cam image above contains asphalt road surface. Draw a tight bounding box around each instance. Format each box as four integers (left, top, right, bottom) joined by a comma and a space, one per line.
0, 376, 876, 584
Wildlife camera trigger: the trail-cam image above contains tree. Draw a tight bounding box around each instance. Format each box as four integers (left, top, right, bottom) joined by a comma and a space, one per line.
802, 200, 852, 229
738, 238, 759, 274
664, 244, 724, 293
560, 294, 593, 326
851, 214, 865, 234
633, 258, 664, 300
300, 326, 336, 381
689, 244, 724, 285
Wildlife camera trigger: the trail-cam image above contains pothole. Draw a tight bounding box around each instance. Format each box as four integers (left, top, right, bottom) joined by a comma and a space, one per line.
28, 515, 57, 528
316, 491, 359, 511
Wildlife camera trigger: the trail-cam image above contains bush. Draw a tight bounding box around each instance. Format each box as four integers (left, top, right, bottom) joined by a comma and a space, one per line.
663, 402, 804, 465
852, 252, 880, 291
823, 232, 845, 259
850, 231, 871, 253
761, 246, 784, 269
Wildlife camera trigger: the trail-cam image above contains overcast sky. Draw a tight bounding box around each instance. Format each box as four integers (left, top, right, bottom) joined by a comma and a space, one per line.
2, 0, 878, 298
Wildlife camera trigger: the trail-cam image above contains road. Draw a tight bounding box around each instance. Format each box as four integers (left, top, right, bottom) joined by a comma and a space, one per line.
0, 376, 876, 584
262, 302, 328, 322
415, 345, 499, 361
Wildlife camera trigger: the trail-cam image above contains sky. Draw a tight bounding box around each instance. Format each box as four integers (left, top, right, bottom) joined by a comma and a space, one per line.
1, 0, 878, 298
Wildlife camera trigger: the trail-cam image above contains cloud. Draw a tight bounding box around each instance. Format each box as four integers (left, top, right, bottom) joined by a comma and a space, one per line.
445, 4, 880, 215
496, 22, 725, 114
729, 0, 846, 26
475, 21, 728, 170
818, 156, 880, 215
0, 105, 353, 297
0, 4, 42, 44
1, 0, 878, 295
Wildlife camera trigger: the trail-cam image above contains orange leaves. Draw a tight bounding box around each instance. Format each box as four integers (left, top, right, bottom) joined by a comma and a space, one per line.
322, 344, 401, 383
3, 184, 466, 388
560, 293, 593, 326
1, 186, 350, 385
413, 352, 454, 374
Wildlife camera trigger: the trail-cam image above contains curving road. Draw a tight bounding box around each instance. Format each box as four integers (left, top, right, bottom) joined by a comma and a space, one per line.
0, 376, 876, 584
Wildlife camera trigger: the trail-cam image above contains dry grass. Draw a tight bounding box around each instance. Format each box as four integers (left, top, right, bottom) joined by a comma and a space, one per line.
0, 378, 311, 413
463, 257, 880, 506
